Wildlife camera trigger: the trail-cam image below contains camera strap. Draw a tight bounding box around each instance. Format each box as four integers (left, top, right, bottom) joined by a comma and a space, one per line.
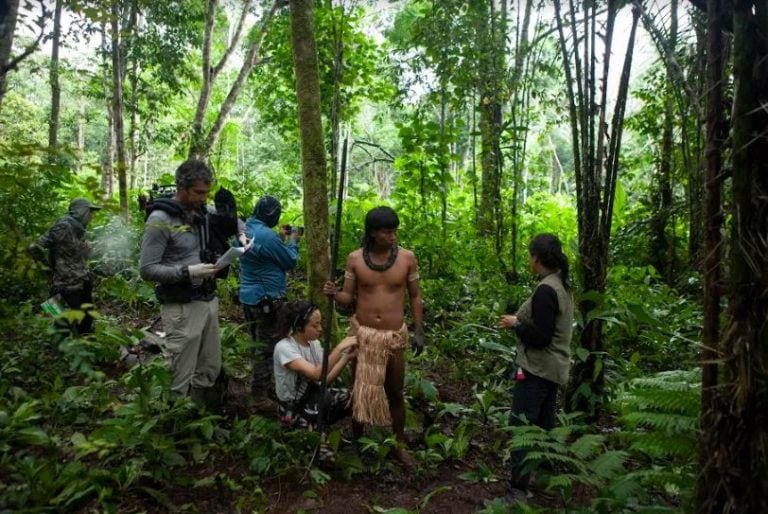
198, 210, 210, 262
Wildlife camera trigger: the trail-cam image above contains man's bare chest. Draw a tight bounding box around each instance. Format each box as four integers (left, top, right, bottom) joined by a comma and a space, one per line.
355, 265, 408, 291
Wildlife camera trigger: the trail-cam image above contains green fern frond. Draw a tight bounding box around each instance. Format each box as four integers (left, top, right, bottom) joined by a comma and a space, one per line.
622, 387, 699, 417
588, 450, 629, 479
622, 411, 697, 434
606, 368, 698, 507
548, 425, 582, 444
525, 450, 589, 472
547, 472, 602, 490
569, 433, 606, 460
605, 469, 646, 501
509, 434, 551, 450
617, 466, 694, 495
617, 369, 699, 464
511, 437, 580, 455
627, 432, 695, 459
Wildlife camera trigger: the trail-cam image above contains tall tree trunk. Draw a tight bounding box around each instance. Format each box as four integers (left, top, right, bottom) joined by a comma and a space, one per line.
0, 0, 45, 112
555, 0, 639, 416
470, 91, 478, 224
101, 24, 114, 195
508, 0, 534, 281
696, 0, 768, 511
478, 98, 500, 235
77, 96, 86, 166
550, 140, 564, 193
327, 0, 344, 201
111, 0, 127, 217
127, 6, 140, 190
635, 0, 707, 271
47, 0, 63, 163
688, 10, 707, 270
476, 2, 504, 240
190, 0, 219, 153
492, 0, 507, 269
104, 122, 115, 196
649, 0, 677, 283
290, 0, 330, 307
129, 82, 138, 190
0, 0, 20, 111
696, 0, 727, 504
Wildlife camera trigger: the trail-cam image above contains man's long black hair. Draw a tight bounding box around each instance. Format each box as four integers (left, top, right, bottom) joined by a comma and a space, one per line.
362, 206, 399, 250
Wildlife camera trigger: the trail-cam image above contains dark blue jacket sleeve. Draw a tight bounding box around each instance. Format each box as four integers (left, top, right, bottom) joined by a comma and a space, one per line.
260, 232, 299, 270
514, 284, 558, 350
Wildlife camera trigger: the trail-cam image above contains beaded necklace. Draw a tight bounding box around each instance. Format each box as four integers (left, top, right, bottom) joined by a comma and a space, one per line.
363, 245, 399, 272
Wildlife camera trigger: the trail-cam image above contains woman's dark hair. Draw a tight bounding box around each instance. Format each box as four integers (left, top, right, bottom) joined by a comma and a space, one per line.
175, 159, 213, 189
529, 233, 571, 291
276, 300, 318, 339
362, 206, 399, 249
252, 195, 282, 228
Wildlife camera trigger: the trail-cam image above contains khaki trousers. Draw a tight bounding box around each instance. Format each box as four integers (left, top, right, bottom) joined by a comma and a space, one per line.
161, 298, 221, 395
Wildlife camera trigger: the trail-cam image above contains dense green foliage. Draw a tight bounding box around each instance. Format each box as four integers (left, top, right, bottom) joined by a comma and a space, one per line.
0, 0, 718, 511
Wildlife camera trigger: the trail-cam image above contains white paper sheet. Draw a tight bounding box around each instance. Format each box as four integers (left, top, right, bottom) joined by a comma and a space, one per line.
215, 243, 250, 268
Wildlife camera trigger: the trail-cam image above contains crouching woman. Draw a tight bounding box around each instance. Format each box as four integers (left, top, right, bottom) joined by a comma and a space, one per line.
273, 300, 357, 428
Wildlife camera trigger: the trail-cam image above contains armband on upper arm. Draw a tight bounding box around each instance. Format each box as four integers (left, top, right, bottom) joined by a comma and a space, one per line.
344, 270, 356, 281
407, 271, 420, 282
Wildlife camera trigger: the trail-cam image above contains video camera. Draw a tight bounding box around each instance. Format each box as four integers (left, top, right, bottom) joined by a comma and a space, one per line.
282, 224, 304, 236
150, 183, 176, 201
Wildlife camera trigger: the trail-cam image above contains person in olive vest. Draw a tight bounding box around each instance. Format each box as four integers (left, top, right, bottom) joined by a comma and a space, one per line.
498, 233, 574, 503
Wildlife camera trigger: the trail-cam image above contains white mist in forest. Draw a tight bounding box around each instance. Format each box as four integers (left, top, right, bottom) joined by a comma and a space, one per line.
90, 214, 142, 277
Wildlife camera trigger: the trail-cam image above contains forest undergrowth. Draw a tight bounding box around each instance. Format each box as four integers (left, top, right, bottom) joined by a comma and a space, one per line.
0, 259, 702, 513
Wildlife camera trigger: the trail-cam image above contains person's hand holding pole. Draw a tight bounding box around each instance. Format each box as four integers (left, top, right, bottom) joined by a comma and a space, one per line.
322, 281, 337, 297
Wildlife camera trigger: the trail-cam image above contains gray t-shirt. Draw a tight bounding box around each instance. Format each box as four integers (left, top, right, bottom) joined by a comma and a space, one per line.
273, 336, 324, 403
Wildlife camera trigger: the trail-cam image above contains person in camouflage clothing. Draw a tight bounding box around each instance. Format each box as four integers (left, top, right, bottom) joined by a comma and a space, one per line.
29, 197, 101, 335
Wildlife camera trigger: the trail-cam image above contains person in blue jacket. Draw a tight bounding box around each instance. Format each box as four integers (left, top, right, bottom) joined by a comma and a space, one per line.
239, 195, 301, 409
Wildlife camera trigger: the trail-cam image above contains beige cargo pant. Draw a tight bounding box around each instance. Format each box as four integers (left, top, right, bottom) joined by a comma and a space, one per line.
161, 298, 221, 396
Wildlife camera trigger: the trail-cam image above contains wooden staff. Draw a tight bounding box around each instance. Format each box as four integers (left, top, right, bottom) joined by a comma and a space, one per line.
318, 136, 348, 434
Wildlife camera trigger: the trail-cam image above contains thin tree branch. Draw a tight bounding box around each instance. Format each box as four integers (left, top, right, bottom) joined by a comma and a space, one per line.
2, 0, 47, 75
201, 0, 281, 157
211, 0, 255, 79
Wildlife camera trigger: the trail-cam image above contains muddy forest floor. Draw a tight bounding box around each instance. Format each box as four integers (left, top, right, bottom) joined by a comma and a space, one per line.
124, 374, 570, 514
87, 291, 583, 513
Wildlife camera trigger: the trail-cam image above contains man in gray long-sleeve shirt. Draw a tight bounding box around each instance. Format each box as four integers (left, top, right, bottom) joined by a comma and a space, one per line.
139, 160, 220, 404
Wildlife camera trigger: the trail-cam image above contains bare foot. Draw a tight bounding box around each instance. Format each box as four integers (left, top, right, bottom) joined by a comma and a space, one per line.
392, 447, 416, 470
